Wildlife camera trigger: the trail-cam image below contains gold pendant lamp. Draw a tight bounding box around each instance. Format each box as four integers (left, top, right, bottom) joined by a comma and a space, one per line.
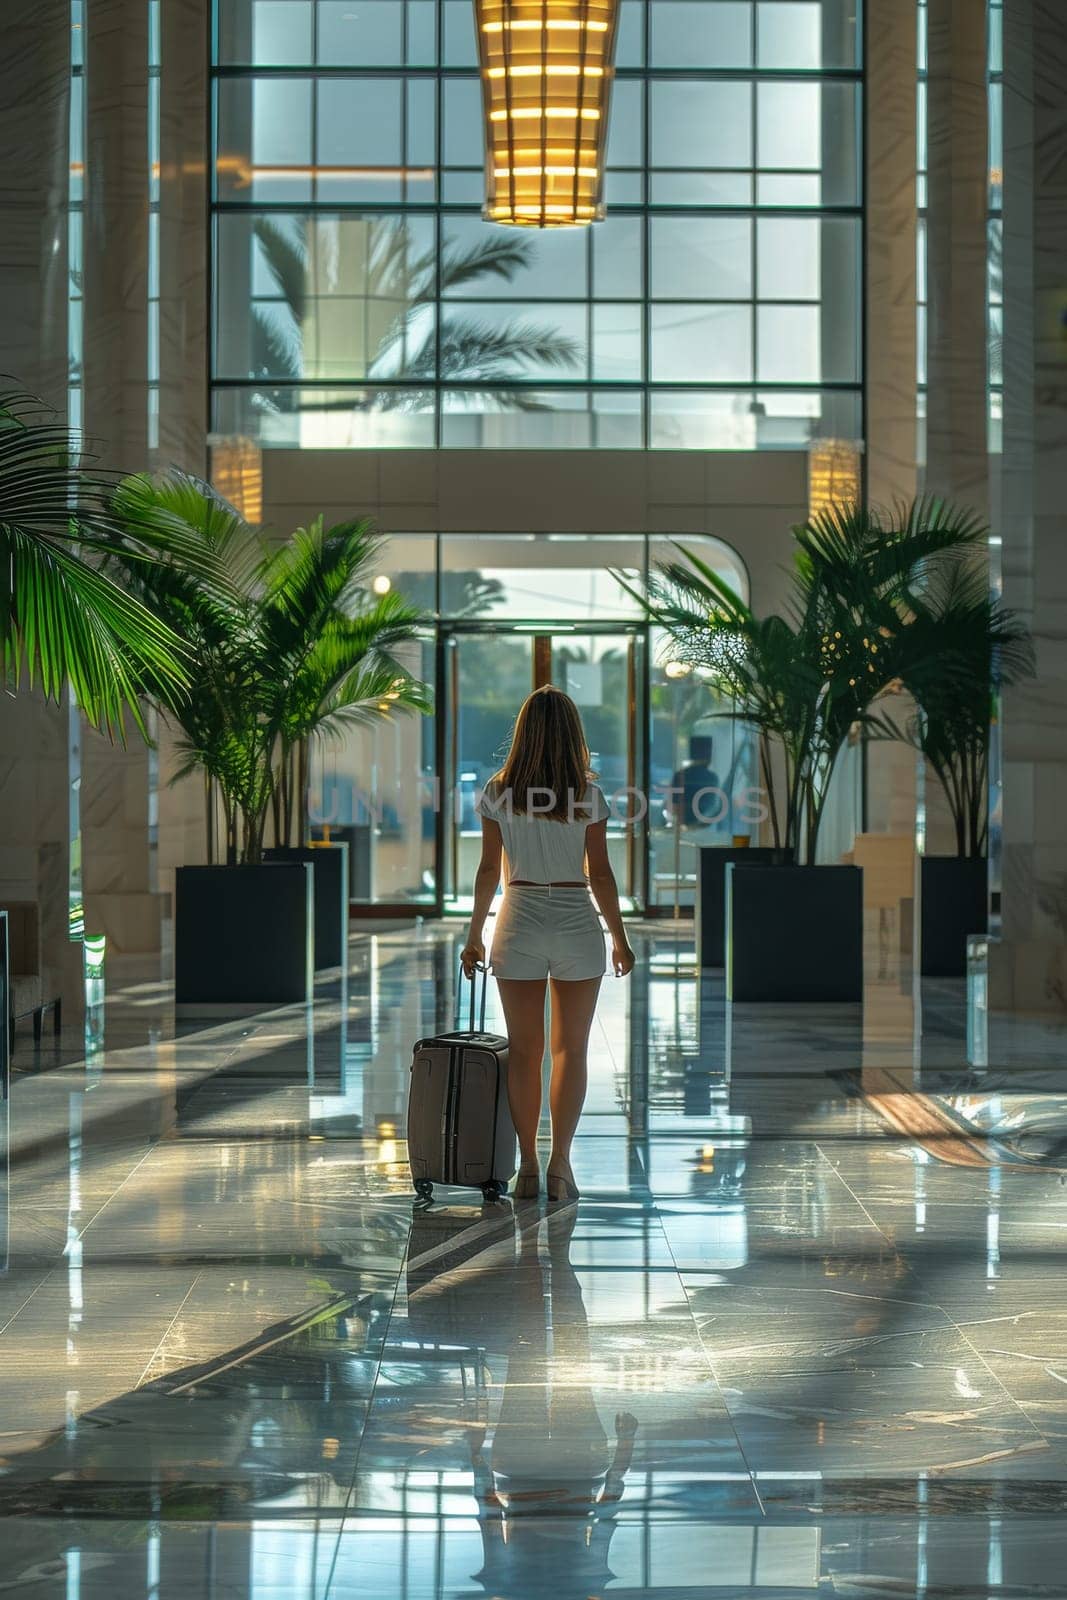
474, 0, 620, 227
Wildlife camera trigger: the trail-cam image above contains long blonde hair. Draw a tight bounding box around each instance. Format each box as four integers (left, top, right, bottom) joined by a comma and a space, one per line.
491, 685, 596, 821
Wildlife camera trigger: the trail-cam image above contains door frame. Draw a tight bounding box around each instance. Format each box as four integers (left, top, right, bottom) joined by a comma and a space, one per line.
434, 618, 651, 916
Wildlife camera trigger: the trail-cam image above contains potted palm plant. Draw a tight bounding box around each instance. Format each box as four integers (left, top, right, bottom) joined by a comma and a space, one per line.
868, 560, 1034, 976
111, 472, 430, 1008
619, 498, 985, 1000
623, 543, 863, 999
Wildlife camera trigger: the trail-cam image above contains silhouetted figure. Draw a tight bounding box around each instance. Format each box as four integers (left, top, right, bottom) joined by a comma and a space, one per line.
670, 735, 722, 829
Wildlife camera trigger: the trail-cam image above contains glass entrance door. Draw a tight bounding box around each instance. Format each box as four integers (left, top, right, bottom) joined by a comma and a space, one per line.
443, 628, 534, 910
441, 625, 646, 912
548, 630, 644, 907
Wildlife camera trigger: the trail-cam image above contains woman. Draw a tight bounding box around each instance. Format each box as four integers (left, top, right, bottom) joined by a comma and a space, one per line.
460, 685, 635, 1202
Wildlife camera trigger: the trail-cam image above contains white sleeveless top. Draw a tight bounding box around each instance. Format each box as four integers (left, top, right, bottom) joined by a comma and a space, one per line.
476, 780, 610, 884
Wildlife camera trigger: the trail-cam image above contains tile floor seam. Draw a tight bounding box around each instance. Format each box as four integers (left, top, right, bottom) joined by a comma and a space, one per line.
322, 1219, 412, 1600
0, 1270, 60, 1340
134, 1269, 204, 1389
72, 1140, 168, 1243
2, 1128, 173, 1334
813, 1140, 900, 1245
945, 1314, 1060, 1452
812, 1141, 1060, 1459
655, 1196, 769, 1514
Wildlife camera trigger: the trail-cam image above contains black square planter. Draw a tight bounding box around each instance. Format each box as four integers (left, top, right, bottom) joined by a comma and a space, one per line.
919, 855, 987, 978
311, 824, 373, 899
726, 863, 864, 1002
264, 844, 349, 970
175, 863, 313, 1010
697, 847, 794, 968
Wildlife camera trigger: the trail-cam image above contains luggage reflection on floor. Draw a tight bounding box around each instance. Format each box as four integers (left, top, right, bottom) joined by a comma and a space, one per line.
403, 1202, 639, 1600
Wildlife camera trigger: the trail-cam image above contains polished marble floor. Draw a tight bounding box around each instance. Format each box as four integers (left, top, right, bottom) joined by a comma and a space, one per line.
3, 920, 1067, 1597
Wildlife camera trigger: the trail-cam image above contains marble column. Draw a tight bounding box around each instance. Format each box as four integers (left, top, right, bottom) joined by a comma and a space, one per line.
924, 0, 989, 512
155, 0, 214, 898
79, 0, 159, 954
921, 0, 990, 855
157, 0, 209, 475
864, 0, 923, 851
83, 0, 149, 468
79, 0, 215, 948
0, 7, 85, 1013
0, 7, 70, 412
988, 0, 1067, 1010
865, 0, 919, 513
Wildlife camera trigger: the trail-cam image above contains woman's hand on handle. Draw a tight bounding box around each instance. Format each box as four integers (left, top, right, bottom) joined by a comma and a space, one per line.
612, 940, 636, 977
460, 939, 485, 979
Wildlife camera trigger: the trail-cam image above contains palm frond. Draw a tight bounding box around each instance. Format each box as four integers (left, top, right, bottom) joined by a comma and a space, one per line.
438, 233, 535, 293
314, 658, 432, 741
254, 300, 305, 376
252, 217, 309, 323
247, 217, 582, 409
111, 470, 264, 599
3, 524, 188, 737
438, 320, 582, 376
795, 495, 987, 612
260, 516, 385, 626
369, 216, 437, 304
0, 385, 192, 732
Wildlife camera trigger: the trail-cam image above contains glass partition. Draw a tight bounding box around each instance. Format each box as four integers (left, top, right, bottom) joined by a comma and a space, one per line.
308, 536, 437, 906
444, 630, 534, 907
648, 629, 760, 911
309, 634, 438, 905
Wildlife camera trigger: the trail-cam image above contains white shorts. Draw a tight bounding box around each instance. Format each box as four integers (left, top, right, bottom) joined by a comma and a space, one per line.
489, 886, 606, 982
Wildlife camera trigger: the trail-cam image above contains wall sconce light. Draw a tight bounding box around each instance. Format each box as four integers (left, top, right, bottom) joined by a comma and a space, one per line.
209, 435, 263, 525
808, 438, 862, 520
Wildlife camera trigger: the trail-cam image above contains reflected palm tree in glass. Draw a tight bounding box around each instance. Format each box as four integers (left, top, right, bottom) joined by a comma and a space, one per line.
250, 216, 581, 426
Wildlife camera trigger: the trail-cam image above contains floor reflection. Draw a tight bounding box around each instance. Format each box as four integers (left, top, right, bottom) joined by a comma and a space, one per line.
401, 1204, 638, 1600
2, 920, 1067, 1596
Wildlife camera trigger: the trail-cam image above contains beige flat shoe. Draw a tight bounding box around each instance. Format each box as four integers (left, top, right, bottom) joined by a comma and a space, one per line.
513, 1164, 541, 1200
546, 1162, 580, 1203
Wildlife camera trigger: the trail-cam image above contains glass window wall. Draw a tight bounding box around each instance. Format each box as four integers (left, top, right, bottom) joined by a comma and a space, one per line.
211, 0, 863, 449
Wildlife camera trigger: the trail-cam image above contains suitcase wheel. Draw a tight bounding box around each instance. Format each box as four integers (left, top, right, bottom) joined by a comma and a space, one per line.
481, 1180, 506, 1202
414, 1179, 434, 1200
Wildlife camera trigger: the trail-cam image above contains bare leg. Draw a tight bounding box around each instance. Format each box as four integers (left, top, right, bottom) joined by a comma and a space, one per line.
496, 978, 547, 1170
547, 976, 602, 1190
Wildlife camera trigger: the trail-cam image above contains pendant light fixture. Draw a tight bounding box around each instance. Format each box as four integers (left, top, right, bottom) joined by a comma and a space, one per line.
474, 0, 620, 227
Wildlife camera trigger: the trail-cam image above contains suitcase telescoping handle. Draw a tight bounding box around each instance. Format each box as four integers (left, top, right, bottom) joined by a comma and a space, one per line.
455, 961, 488, 1034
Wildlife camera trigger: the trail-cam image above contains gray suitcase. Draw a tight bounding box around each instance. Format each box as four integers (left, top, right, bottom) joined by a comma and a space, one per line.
407, 965, 515, 1203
